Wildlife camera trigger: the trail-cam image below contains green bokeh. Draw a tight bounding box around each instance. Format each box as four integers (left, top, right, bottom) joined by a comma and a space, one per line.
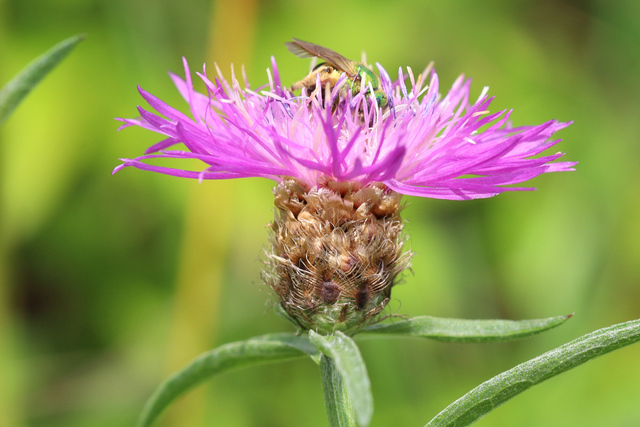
1, 0, 639, 426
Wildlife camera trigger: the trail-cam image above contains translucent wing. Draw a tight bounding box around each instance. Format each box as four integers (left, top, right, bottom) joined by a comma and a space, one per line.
286, 38, 358, 77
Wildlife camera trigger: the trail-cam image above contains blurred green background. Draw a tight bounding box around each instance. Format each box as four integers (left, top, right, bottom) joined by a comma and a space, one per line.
1, 0, 639, 426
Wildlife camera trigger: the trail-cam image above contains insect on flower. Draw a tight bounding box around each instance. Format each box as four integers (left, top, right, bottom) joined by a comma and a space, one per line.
286, 38, 388, 109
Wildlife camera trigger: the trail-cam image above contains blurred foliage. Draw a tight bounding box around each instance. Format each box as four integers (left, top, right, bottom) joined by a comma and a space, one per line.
1, 0, 639, 426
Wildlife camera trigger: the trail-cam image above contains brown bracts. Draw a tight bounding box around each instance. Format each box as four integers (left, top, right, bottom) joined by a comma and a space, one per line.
263, 178, 412, 334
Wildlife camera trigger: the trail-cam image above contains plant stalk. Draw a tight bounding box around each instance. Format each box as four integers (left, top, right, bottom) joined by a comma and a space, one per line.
320, 354, 357, 427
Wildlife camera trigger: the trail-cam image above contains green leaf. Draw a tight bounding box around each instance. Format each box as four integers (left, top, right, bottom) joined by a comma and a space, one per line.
425, 317, 640, 427
310, 330, 373, 427
136, 333, 317, 427
361, 314, 572, 342
0, 33, 85, 126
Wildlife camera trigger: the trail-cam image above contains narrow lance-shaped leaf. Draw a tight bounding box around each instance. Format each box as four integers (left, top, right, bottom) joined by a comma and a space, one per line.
310, 330, 373, 427
0, 33, 85, 126
137, 333, 317, 427
361, 314, 571, 342
425, 317, 640, 427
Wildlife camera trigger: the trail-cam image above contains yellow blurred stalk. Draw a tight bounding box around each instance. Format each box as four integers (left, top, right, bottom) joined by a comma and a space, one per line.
160, 0, 258, 426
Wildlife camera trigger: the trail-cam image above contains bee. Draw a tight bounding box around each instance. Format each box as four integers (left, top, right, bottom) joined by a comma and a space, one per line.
285, 38, 387, 109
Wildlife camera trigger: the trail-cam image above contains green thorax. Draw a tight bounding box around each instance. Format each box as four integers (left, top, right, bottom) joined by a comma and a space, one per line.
350, 64, 387, 109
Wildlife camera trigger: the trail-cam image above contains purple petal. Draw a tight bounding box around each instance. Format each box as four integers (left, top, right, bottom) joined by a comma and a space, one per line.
115, 57, 574, 200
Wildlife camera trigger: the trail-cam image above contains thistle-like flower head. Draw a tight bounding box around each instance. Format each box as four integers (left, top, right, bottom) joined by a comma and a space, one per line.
115, 55, 575, 334
115, 57, 574, 199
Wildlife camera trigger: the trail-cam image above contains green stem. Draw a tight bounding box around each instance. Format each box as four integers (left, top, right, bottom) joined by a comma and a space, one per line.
320, 354, 357, 427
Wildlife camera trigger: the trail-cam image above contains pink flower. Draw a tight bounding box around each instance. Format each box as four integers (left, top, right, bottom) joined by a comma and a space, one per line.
114, 57, 575, 200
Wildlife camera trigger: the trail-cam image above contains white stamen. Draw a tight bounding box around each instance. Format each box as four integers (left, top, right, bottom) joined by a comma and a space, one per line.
416, 84, 430, 99
266, 68, 274, 90
422, 61, 435, 77
476, 86, 489, 103
214, 62, 223, 78
407, 66, 416, 96
241, 64, 249, 89
261, 91, 290, 102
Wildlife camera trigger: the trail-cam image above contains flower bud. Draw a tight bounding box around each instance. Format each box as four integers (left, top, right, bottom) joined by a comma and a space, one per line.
264, 178, 412, 335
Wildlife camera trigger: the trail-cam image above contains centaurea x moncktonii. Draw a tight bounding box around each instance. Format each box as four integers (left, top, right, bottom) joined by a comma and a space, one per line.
115, 53, 575, 334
